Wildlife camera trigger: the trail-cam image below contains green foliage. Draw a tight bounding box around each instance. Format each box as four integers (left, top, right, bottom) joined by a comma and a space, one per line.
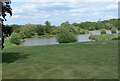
73, 19, 119, 30
98, 19, 118, 30
10, 33, 22, 45
6, 18, 119, 40
89, 34, 118, 41
4, 38, 16, 47
112, 34, 120, 40
6, 24, 22, 33
111, 27, 117, 34
79, 29, 89, 34
51, 26, 59, 35
45, 21, 51, 26
35, 25, 45, 35
21, 24, 35, 38
24, 30, 33, 38
77, 22, 97, 30
88, 26, 95, 30
102, 23, 114, 30
100, 29, 106, 34
45, 21, 51, 33
57, 28, 77, 43
20, 27, 33, 38
23, 24, 36, 34
19, 32, 25, 39
60, 21, 77, 34
72, 23, 80, 27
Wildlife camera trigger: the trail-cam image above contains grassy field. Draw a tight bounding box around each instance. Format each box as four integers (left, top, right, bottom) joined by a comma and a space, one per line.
2, 40, 118, 79
89, 34, 118, 41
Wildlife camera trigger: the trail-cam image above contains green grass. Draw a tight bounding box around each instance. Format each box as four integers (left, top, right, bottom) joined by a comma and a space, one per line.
2, 40, 118, 79
89, 34, 118, 41
0, 64, 2, 80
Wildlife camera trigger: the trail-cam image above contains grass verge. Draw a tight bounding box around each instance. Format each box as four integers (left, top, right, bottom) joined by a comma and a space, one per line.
89, 34, 118, 41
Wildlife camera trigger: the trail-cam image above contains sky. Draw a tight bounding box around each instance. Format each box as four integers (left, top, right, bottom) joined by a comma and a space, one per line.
4, 0, 118, 26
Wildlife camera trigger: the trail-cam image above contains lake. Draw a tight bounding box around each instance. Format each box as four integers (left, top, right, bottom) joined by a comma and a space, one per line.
20, 30, 118, 46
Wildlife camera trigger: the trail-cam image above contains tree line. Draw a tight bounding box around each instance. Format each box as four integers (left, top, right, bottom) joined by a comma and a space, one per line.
73, 18, 119, 30
5, 18, 119, 45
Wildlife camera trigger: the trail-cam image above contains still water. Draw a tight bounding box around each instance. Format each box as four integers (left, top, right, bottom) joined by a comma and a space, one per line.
20, 30, 117, 46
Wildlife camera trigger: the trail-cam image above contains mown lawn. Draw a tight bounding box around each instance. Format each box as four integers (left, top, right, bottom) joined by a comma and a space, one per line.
2, 40, 118, 79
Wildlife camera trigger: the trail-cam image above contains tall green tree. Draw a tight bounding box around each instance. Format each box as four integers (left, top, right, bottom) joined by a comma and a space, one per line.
60, 21, 77, 34
45, 21, 51, 33
35, 25, 45, 35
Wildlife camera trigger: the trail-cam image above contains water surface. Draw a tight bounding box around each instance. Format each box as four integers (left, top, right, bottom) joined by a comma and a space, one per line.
20, 30, 118, 46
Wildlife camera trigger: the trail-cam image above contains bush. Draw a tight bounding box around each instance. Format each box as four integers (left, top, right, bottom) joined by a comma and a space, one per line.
10, 33, 22, 45
20, 26, 33, 38
101, 29, 106, 34
35, 25, 45, 35
79, 29, 89, 34
57, 28, 77, 43
112, 34, 120, 40
23, 30, 33, 38
111, 27, 117, 34
60, 21, 77, 34
51, 27, 59, 35
88, 26, 95, 30
19, 32, 25, 39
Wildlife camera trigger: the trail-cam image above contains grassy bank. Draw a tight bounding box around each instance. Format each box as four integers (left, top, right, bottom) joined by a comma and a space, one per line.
4, 34, 55, 48
2, 40, 118, 79
89, 34, 118, 41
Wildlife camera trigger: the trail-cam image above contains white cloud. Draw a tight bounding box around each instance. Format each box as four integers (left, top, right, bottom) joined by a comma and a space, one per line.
107, 15, 113, 18
70, 13, 83, 16
52, 3, 65, 6
13, 8, 23, 13
69, 8, 97, 13
11, 15, 27, 18
12, 0, 118, 2
21, 4, 36, 9
12, 15, 21, 18
20, 3, 38, 12
12, 3, 39, 14
93, 12, 100, 15
107, 15, 117, 18
68, 4, 82, 8
31, 14, 50, 19
106, 4, 118, 9
70, 9, 87, 12
7, 1, 118, 25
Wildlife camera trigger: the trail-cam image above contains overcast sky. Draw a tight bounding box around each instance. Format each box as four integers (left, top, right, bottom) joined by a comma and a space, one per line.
5, 0, 118, 26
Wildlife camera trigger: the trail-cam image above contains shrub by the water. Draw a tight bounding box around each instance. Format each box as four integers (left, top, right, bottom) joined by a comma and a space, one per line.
10, 33, 22, 45
19, 32, 25, 39
111, 27, 117, 34
79, 29, 89, 34
112, 34, 120, 40
57, 28, 77, 43
101, 29, 106, 34
23, 30, 33, 38
60, 21, 77, 34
